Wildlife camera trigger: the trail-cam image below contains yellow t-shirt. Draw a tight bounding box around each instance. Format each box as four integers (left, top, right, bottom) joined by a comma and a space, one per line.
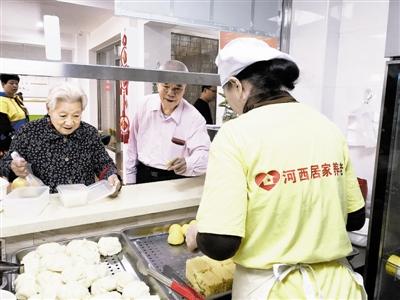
196, 102, 364, 269
0, 96, 26, 122
0, 95, 26, 122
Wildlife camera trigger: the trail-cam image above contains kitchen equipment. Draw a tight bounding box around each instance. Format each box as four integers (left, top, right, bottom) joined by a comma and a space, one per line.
136, 260, 204, 300
2, 186, 49, 217
0, 261, 22, 275
163, 264, 188, 285
163, 264, 205, 298
7, 232, 168, 299
125, 226, 202, 282
122, 219, 231, 299
385, 254, 400, 279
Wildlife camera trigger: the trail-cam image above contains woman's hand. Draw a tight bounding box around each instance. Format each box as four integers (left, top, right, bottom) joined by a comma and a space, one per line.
185, 223, 198, 252
10, 157, 29, 177
108, 174, 121, 198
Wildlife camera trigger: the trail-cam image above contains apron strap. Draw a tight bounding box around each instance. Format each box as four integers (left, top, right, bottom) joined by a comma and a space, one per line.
233, 259, 367, 300
273, 263, 323, 300
337, 258, 368, 300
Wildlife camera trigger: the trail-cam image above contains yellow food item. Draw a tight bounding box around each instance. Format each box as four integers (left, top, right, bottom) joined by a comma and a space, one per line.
181, 224, 190, 236
167, 231, 185, 245
385, 255, 400, 277
168, 224, 182, 234
189, 220, 197, 225
186, 255, 235, 297
11, 177, 28, 190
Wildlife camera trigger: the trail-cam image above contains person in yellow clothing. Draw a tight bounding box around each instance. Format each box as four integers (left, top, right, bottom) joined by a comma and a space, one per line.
0, 74, 29, 157
186, 38, 367, 299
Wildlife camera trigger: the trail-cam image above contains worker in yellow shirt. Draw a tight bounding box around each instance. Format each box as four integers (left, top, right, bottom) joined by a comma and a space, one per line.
186, 38, 367, 299
0, 74, 29, 157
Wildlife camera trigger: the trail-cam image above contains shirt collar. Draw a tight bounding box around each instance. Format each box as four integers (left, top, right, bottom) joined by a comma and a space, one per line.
149, 95, 184, 124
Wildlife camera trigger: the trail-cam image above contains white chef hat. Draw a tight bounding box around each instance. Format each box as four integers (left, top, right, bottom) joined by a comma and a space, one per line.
215, 37, 295, 87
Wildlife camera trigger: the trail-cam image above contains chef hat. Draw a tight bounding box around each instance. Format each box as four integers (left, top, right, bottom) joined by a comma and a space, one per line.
215, 38, 295, 87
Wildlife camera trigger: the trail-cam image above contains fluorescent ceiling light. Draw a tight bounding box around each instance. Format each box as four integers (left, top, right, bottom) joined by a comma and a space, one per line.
44, 15, 61, 61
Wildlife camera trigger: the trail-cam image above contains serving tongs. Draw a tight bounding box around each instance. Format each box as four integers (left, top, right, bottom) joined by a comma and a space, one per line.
136, 260, 204, 300
0, 260, 23, 275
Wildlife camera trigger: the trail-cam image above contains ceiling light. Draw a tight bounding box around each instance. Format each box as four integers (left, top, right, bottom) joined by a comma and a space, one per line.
36, 21, 44, 28
43, 15, 61, 61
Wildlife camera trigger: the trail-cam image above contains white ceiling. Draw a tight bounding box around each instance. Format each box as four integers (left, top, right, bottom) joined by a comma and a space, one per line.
0, 0, 114, 47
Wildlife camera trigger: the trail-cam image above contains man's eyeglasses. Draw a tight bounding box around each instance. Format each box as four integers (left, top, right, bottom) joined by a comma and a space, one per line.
207, 88, 217, 93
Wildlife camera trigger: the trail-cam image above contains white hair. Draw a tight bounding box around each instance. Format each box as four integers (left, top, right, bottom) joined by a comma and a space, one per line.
47, 82, 87, 111
159, 60, 189, 72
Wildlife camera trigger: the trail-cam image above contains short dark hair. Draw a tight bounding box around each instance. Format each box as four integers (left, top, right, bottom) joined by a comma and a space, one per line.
235, 59, 299, 92
201, 85, 212, 92
0, 74, 20, 84
229, 59, 299, 113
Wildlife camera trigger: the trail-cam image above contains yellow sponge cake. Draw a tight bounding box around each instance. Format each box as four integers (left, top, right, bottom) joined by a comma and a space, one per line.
186, 256, 235, 297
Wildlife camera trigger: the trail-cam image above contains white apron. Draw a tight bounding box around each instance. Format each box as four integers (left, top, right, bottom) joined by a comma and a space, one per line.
232, 258, 367, 300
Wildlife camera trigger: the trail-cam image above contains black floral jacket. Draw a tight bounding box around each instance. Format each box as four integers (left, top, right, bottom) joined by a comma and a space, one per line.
0, 117, 118, 193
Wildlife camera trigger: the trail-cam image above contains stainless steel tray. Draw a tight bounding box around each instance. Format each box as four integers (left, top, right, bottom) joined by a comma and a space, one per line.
132, 233, 202, 283
122, 219, 231, 300
7, 232, 169, 299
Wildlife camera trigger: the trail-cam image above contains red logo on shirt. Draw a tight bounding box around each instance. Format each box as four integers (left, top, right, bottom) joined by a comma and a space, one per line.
255, 170, 280, 191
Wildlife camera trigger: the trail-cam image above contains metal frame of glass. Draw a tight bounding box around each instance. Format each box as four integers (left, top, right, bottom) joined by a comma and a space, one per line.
365, 60, 400, 298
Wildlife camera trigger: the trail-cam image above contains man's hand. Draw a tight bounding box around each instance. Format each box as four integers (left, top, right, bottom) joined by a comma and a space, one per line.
108, 174, 121, 198
185, 223, 198, 252
167, 157, 187, 175
10, 157, 29, 177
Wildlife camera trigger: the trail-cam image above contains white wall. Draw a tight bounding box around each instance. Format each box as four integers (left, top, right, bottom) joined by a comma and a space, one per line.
82, 16, 132, 126
290, 0, 390, 213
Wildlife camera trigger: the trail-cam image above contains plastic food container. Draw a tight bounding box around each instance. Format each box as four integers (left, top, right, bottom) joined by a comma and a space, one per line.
2, 186, 50, 217
56, 184, 88, 207
57, 180, 115, 208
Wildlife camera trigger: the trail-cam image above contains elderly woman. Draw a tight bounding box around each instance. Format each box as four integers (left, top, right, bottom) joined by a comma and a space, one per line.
0, 83, 121, 194
186, 38, 366, 299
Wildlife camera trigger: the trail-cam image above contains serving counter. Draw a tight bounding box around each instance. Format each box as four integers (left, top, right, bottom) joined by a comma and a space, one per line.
0, 177, 204, 255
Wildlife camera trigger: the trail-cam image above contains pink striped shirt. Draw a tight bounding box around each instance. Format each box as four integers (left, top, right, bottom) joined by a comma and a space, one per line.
126, 94, 210, 183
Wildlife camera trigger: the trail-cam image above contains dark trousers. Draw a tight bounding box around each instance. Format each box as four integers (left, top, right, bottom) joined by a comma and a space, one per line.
136, 161, 185, 184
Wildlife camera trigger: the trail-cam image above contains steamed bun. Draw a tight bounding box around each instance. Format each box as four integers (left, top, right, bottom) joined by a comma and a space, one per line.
66, 239, 100, 264
36, 242, 65, 257
122, 281, 150, 299
97, 237, 122, 256
84, 262, 109, 287
21, 251, 41, 275
89, 291, 122, 299
115, 271, 136, 292
15, 273, 39, 300
56, 282, 89, 300
40, 252, 71, 272
90, 275, 118, 295
61, 264, 87, 284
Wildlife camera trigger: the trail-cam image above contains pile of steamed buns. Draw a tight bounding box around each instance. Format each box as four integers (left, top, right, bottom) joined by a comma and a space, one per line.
14, 237, 160, 300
